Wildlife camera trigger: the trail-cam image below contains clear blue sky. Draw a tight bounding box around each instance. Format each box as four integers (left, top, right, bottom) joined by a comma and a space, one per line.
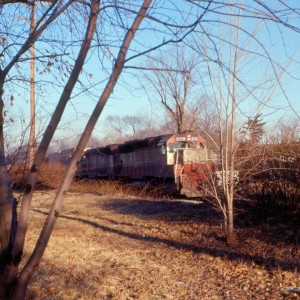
4, 1, 300, 147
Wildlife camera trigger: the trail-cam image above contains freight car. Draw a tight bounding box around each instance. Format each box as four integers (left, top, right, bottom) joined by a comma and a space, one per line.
76, 133, 215, 197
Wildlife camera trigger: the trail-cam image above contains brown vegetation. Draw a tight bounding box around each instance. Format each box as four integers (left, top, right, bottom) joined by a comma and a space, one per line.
10, 164, 298, 299
10, 163, 66, 191
21, 190, 299, 300
8, 154, 300, 299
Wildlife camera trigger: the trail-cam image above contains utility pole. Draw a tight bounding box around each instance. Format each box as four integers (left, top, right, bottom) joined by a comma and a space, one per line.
29, 0, 36, 167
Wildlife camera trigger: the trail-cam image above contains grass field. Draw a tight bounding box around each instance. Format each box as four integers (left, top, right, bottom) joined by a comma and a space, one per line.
21, 189, 300, 300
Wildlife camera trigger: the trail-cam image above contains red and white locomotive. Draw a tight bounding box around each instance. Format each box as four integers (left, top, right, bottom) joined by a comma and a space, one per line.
76, 133, 215, 197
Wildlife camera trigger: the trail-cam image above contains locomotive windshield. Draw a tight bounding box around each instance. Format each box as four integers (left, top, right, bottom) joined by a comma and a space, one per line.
169, 143, 185, 152
168, 142, 197, 153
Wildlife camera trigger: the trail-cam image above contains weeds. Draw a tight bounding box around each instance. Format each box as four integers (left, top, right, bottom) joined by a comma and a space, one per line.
71, 179, 170, 199
9, 163, 170, 199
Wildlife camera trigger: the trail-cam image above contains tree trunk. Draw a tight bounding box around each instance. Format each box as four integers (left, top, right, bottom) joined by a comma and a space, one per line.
0, 1, 100, 298
10, 1, 152, 298
0, 164, 14, 298
0, 5, 74, 294
0, 80, 18, 299
225, 199, 234, 245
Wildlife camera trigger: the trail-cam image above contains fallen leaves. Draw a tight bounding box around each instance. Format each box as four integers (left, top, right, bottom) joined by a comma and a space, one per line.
23, 192, 300, 300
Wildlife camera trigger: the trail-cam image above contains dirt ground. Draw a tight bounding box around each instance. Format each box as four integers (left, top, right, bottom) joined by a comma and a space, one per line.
22, 191, 299, 300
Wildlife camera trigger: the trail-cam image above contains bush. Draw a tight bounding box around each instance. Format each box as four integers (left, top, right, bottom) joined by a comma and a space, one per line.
38, 163, 67, 189
9, 163, 67, 191
10, 162, 168, 199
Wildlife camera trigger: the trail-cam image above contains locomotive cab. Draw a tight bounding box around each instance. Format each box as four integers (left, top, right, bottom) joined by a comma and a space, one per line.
166, 134, 213, 197
166, 139, 208, 165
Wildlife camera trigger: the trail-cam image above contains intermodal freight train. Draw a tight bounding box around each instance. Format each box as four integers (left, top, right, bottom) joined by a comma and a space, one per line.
76, 133, 216, 197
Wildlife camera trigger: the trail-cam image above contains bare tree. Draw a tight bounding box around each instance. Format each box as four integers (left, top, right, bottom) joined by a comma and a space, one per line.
122, 115, 142, 136
1, 1, 77, 297
106, 115, 127, 140
267, 116, 300, 145
188, 2, 300, 244
0, 0, 299, 297
142, 48, 200, 133
0, 0, 212, 298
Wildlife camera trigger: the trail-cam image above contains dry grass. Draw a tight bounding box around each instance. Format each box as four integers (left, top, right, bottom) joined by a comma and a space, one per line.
10, 163, 169, 199
9, 163, 66, 190
71, 179, 170, 199
21, 191, 300, 300
9, 163, 300, 299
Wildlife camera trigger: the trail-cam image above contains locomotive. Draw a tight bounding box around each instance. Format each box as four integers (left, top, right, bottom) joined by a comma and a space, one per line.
76, 133, 215, 197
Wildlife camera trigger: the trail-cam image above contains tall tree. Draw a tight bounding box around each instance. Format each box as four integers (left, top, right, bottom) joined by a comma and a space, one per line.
142, 48, 199, 134
0, 1, 76, 297
0, 1, 211, 298
187, 1, 300, 244
0, 0, 299, 297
